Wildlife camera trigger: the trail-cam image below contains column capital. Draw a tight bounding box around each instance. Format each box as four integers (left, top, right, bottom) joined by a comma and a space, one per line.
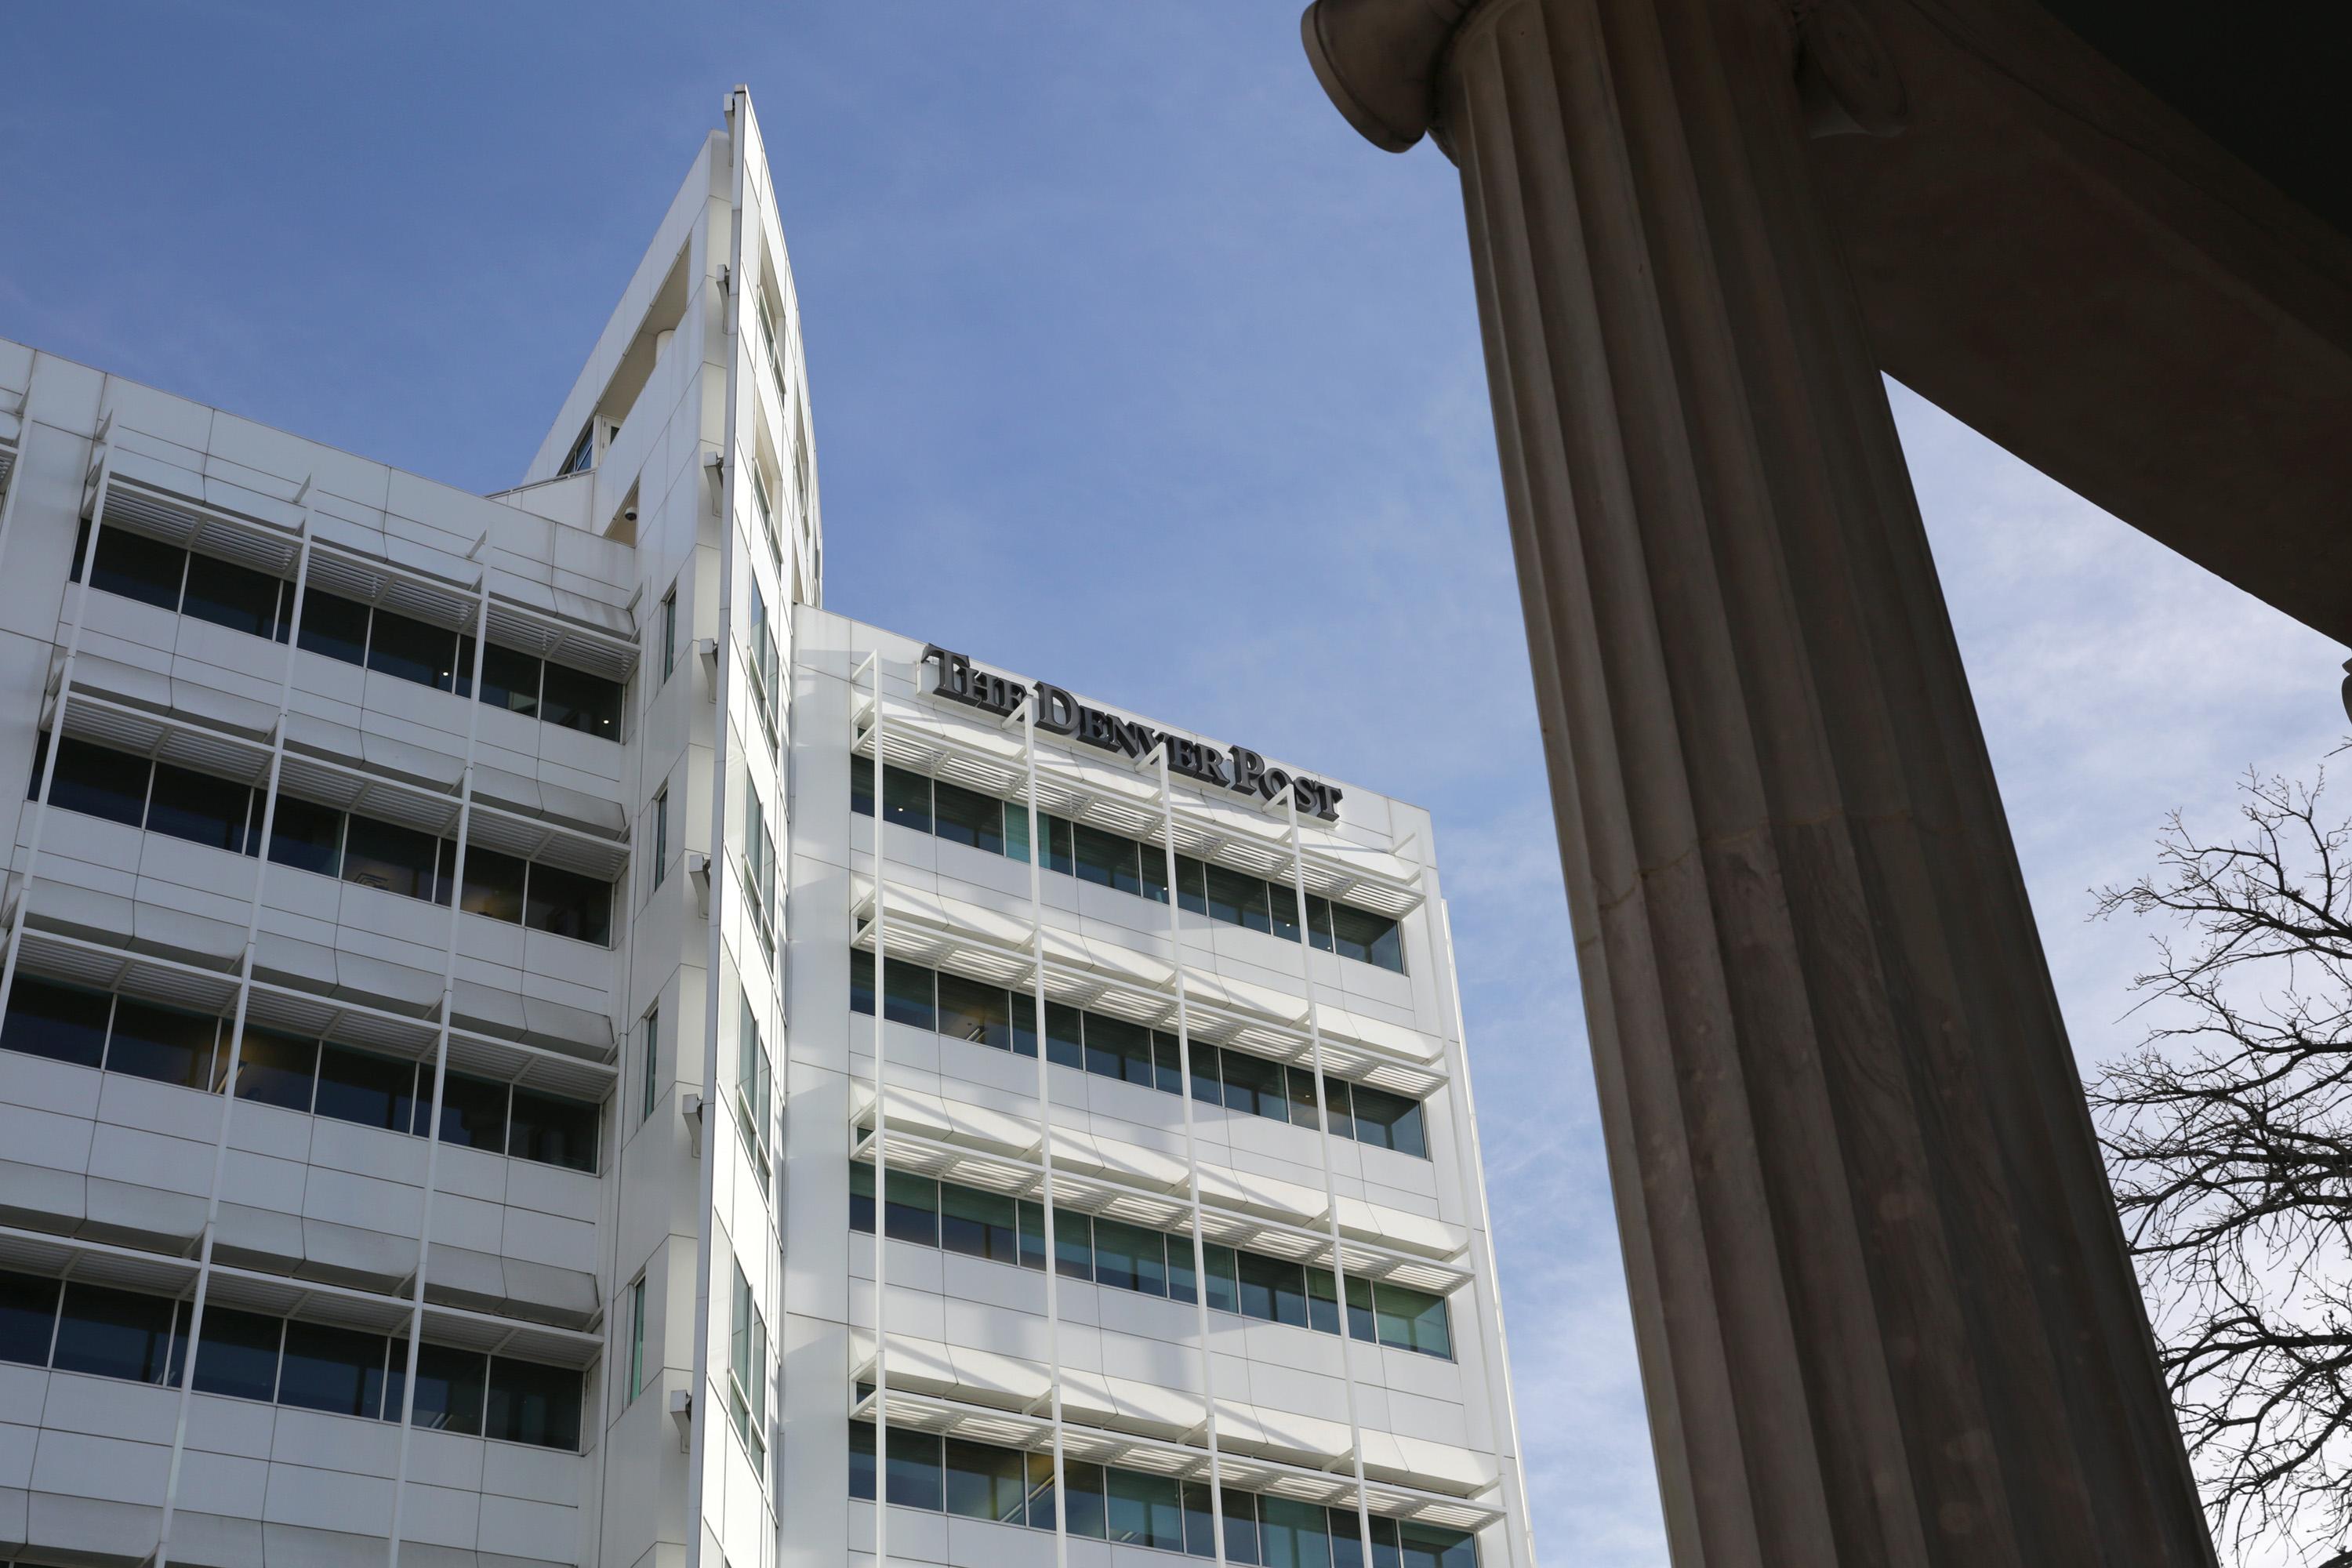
1299, 0, 1482, 156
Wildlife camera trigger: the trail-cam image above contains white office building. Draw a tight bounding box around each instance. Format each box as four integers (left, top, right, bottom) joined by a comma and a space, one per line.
0, 89, 1533, 1568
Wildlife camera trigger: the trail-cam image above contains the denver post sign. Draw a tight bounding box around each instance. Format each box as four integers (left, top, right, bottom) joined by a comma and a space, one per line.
919, 645, 1345, 823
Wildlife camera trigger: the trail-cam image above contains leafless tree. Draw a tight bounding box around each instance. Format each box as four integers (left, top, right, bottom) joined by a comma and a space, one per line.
2093, 766, 2352, 1564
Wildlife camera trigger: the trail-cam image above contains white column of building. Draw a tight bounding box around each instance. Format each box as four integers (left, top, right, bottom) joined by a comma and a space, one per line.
866, 651, 893, 1568
153, 506, 318, 1568
387, 574, 497, 1568
0, 441, 114, 1023
1017, 692, 1071, 1568
1149, 747, 1229, 1566
1279, 789, 1378, 1561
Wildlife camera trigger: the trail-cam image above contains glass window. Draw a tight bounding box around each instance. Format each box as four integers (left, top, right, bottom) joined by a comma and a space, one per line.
1260, 1497, 1334, 1568
191, 1307, 282, 1402
1040, 815, 1076, 877
1323, 1078, 1356, 1142
1025, 1451, 1060, 1531
2, 978, 111, 1068
641, 1006, 660, 1124
1055, 1210, 1094, 1282
231, 1028, 318, 1111
459, 847, 528, 924
88, 527, 187, 610
735, 1003, 772, 1191
1074, 823, 1142, 895
1109, 1469, 1185, 1552
730, 1264, 768, 1458
850, 1421, 877, 1501
0, 1270, 60, 1366
1224, 1489, 1263, 1566
542, 662, 623, 739
1238, 1252, 1308, 1328
524, 862, 612, 946
1091, 1218, 1167, 1298
883, 1171, 939, 1247
1189, 1043, 1222, 1106
881, 961, 935, 1032
1349, 1086, 1427, 1160
1307, 1270, 1343, 1337
394, 1341, 488, 1436
880, 764, 931, 833
1044, 1000, 1084, 1070
104, 998, 218, 1090
341, 815, 440, 901
1381, 1284, 1453, 1359
660, 589, 677, 683
651, 790, 669, 887
1206, 865, 1272, 933
296, 588, 369, 665
417, 1069, 506, 1151
145, 762, 256, 855
1140, 843, 1171, 905
267, 794, 344, 877
1168, 1236, 1199, 1305
884, 1427, 945, 1510
511, 1088, 598, 1172
1287, 1066, 1326, 1129
1184, 1482, 1218, 1559
1016, 1200, 1049, 1273
628, 1277, 648, 1402
1062, 1460, 1109, 1539
1083, 1014, 1156, 1088
1269, 884, 1302, 944
476, 642, 542, 717
936, 974, 1012, 1051
52, 1283, 175, 1382
932, 780, 1004, 854
181, 552, 285, 641
1400, 1523, 1479, 1568
277, 1319, 388, 1418
314, 1044, 416, 1132
940, 1185, 1018, 1265
851, 754, 874, 818
1151, 1032, 1185, 1097
1204, 1245, 1241, 1316
946, 1437, 1027, 1524
1307, 895, 1338, 955
486, 1356, 583, 1450
849, 1161, 875, 1234
1220, 1051, 1288, 1123
39, 735, 148, 826
1345, 1275, 1377, 1344
1176, 856, 1210, 917
1332, 904, 1404, 974
365, 609, 459, 688
849, 949, 876, 1018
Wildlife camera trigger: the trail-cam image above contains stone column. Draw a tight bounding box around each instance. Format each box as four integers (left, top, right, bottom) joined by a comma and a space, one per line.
1302, 1, 2216, 1563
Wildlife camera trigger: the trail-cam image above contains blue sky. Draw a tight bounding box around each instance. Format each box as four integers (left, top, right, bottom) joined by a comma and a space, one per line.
4, 5, 2343, 1563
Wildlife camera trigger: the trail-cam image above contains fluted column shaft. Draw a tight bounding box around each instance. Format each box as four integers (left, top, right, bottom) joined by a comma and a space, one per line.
1432, 0, 2215, 1561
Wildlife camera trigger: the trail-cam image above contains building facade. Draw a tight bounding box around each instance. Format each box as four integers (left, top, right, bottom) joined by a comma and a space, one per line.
0, 89, 1532, 1568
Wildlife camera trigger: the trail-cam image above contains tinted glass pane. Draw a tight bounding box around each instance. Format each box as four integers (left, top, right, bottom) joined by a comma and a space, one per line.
1016, 1200, 1049, 1272
542, 662, 622, 739
1206, 866, 1272, 932
851, 754, 874, 818
1307, 895, 1337, 955
314, 1045, 415, 1131
1238, 1252, 1308, 1327
1225, 1490, 1263, 1566
365, 609, 458, 688
1091, 1218, 1167, 1298
341, 815, 439, 901
1001, 799, 1029, 862
1307, 1270, 1342, 1336
850, 1421, 877, 1500
1083, 1014, 1154, 1087
1044, 818, 1076, 877
880, 765, 931, 833
1152, 1032, 1185, 1096
1176, 856, 1210, 917
89, 528, 187, 610
883, 1171, 939, 1246
477, 643, 541, 717
1185, 1482, 1218, 1559
1044, 1002, 1084, 1070
1260, 1497, 1334, 1568
145, 763, 254, 855
277, 1319, 387, 1418
296, 589, 369, 664
1332, 904, 1403, 974
1168, 1238, 1198, 1305
1351, 1086, 1427, 1160
1140, 843, 1171, 905
53, 1283, 175, 1382
460, 847, 528, 924
524, 862, 612, 946
1403, 1287, 1451, 1358
849, 1161, 875, 1233
1221, 1051, 1287, 1122
1287, 1066, 1326, 1129
940, 1185, 1018, 1265
945, 1438, 1027, 1523
1109, 1469, 1185, 1551
1025, 1450, 1058, 1530
231, 1028, 318, 1111
849, 949, 874, 1016
931, 780, 1004, 853
390, 1341, 488, 1435
1346, 1275, 1377, 1343
0, 1270, 59, 1366
267, 795, 343, 877
881, 962, 935, 1031
191, 1307, 281, 1401
883, 1428, 944, 1510
1399, 1524, 1477, 1568
1007, 991, 1040, 1058
419, 1069, 507, 1151
510, 1089, 597, 1172
43, 736, 147, 826
105, 999, 218, 1089
1270, 884, 1303, 944
2, 978, 110, 1068
1073, 823, 1141, 894
181, 553, 284, 640
1205, 1246, 1240, 1316
1323, 1078, 1356, 1142
487, 1356, 582, 1450
935, 974, 1011, 1051
1063, 1461, 1109, 1538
